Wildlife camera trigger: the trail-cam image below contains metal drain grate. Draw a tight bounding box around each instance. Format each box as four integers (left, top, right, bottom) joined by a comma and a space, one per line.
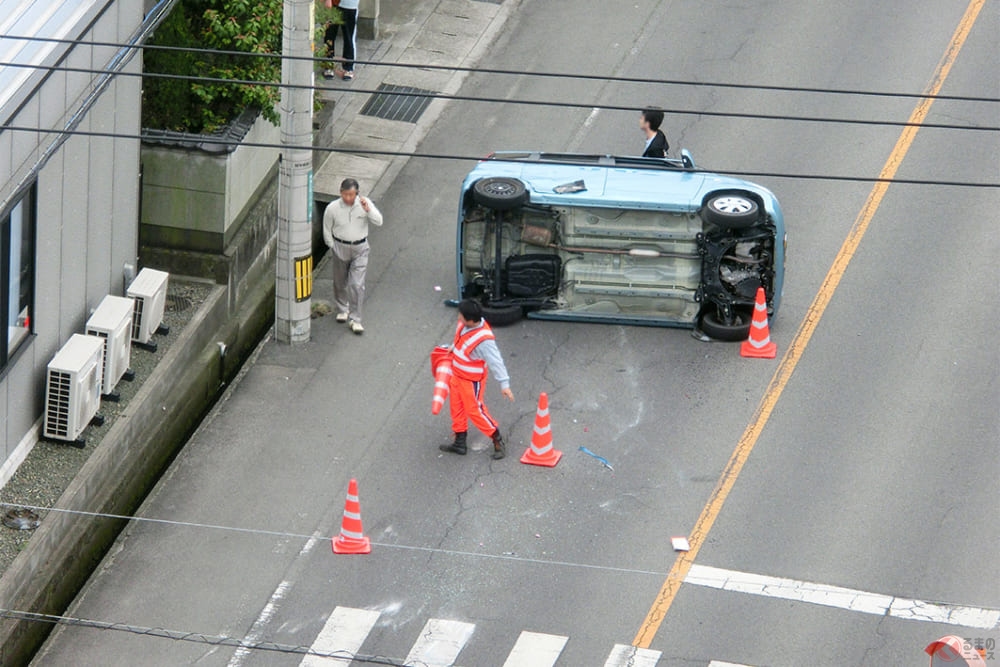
166, 294, 192, 312
359, 84, 436, 123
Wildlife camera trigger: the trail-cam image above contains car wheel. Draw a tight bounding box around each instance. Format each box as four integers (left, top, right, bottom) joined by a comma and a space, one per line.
699, 308, 751, 342
472, 177, 528, 211
703, 193, 759, 229
482, 303, 523, 327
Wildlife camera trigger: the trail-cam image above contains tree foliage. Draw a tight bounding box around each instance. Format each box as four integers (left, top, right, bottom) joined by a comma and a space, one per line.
143, 0, 284, 133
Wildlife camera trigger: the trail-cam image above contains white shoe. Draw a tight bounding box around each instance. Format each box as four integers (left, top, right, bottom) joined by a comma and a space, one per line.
336, 312, 349, 323
349, 321, 364, 335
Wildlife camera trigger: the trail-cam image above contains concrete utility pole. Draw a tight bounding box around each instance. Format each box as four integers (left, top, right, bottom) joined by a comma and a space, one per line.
275, 0, 314, 343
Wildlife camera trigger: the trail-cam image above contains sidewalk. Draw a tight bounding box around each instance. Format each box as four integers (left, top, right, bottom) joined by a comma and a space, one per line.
312, 0, 515, 205
2, 2, 521, 664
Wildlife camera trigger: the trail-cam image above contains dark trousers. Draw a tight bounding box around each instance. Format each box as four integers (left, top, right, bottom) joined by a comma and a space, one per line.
324, 9, 358, 72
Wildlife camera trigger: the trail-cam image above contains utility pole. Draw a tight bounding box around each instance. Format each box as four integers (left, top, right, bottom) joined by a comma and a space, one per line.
275, 0, 314, 343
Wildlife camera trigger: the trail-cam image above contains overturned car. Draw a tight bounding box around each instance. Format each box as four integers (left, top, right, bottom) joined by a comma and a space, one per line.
454, 151, 786, 340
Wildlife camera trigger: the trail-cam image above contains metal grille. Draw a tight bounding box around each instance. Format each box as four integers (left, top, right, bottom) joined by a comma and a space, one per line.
131, 296, 145, 340
87, 329, 110, 391
45, 370, 71, 438
359, 84, 436, 123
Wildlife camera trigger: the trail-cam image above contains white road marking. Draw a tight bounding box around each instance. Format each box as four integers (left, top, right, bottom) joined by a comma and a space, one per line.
228, 535, 320, 667
708, 661, 755, 667
604, 643, 662, 666
686, 564, 1000, 630
404, 618, 475, 666
228, 579, 293, 666
502, 631, 568, 667
300, 606, 380, 665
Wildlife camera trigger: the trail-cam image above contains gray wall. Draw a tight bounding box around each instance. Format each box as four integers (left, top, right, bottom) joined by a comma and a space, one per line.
0, 1, 143, 474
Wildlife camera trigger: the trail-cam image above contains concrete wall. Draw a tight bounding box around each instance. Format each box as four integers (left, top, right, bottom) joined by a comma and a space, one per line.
359, 0, 381, 39
0, 2, 143, 482
139, 115, 281, 253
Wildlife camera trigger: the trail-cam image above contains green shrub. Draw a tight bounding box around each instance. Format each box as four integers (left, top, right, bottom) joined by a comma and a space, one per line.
143, 0, 286, 133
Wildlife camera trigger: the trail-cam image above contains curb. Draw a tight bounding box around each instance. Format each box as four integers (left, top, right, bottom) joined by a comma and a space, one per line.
0, 268, 275, 665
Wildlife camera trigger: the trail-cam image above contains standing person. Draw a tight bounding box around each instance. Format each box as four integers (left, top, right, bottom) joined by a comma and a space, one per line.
640, 106, 669, 157
322, 178, 383, 334
323, 0, 359, 80
439, 300, 515, 460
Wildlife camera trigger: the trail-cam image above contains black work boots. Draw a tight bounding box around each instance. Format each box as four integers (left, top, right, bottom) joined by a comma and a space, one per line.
439, 431, 468, 455
438, 430, 506, 459
491, 430, 506, 460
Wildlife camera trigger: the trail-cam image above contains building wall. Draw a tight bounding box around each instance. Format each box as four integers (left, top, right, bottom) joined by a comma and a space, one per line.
0, 1, 143, 478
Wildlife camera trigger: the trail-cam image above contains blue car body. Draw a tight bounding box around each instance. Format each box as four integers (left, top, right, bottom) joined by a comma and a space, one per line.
456, 152, 785, 339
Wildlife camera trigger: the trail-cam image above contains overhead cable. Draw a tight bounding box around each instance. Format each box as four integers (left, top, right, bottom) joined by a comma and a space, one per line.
0, 608, 409, 665
1, 60, 996, 133
1, 33, 997, 104
1, 123, 996, 189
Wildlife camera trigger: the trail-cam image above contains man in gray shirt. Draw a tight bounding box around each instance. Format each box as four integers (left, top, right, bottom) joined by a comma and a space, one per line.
322, 178, 383, 334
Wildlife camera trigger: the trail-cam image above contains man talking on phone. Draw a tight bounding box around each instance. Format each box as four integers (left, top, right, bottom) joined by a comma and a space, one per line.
322, 178, 383, 334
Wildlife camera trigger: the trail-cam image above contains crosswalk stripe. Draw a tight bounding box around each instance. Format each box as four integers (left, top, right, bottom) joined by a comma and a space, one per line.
686, 564, 1000, 630
708, 662, 754, 667
301, 606, 381, 665
604, 643, 662, 667
297, 606, 671, 666
404, 618, 476, 667
502, 631, 568, 667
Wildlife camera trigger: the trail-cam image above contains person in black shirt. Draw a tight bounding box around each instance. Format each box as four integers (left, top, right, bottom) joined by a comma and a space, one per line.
640, 107, 669, 158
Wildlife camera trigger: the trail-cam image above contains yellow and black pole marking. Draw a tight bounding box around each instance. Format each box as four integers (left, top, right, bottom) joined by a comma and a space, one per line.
294, 255, 313, 302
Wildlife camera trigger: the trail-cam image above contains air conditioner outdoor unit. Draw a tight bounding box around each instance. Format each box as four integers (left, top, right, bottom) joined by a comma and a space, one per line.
85, 295, 135, 398
127, 268, 169, 350
44, 334, 105, 446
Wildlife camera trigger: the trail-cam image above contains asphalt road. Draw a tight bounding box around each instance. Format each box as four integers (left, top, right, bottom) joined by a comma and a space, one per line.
33, 0, 998, 665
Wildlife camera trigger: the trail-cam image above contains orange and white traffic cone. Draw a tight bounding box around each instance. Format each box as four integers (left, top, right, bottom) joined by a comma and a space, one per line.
430, 346, 452, 415
332, 478, 371, 555
740, 287, 777, 359
521, 392, 563, 467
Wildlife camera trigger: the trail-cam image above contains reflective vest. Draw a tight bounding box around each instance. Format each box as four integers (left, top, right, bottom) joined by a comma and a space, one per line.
450, 320, 495, 382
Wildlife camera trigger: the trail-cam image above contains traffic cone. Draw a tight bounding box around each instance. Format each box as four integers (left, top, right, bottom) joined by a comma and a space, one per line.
521, 392, 563, 467
332, 478, 371, 554
430, 346, 452, 415
740, 287, 777, 359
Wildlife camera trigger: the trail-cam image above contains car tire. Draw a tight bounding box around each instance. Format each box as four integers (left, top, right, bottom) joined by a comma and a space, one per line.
482, 303, 523, 327
703, 193, 759, 229
472, 177, 529, 211
698, 308, 752, 342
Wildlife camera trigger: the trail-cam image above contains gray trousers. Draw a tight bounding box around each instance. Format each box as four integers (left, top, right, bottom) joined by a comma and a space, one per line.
330, 240, 370, 323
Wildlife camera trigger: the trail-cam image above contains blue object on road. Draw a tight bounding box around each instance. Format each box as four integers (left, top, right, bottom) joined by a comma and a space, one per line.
578, 446, 613, 471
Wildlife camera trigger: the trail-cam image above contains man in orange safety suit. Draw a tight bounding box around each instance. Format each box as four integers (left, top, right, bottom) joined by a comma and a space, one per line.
439, 299, 514, 459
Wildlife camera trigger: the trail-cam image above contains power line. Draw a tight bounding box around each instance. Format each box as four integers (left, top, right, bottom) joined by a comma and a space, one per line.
0, 502, 668, 578
0, 608, 411, 665
2, 123, 997, 188
2, 33, 998, 105
2, 59, 997, 134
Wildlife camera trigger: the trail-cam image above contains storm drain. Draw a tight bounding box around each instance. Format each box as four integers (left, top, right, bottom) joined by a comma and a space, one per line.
166, 294, 192, 312
359, 84, 436, 123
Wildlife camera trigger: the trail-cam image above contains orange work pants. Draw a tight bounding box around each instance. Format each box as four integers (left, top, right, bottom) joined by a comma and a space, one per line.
449, 375, 498, 437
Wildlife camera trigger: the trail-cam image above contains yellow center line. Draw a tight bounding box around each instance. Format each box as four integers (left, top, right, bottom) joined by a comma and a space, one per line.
632, 0, 985, 648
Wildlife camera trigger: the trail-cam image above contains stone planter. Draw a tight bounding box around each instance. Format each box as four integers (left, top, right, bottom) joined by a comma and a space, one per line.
139, 109, 283, 315
139, 108, 280, 255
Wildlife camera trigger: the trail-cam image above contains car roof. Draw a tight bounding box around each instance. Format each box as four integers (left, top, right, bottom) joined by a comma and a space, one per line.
463, 152, 767, 212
